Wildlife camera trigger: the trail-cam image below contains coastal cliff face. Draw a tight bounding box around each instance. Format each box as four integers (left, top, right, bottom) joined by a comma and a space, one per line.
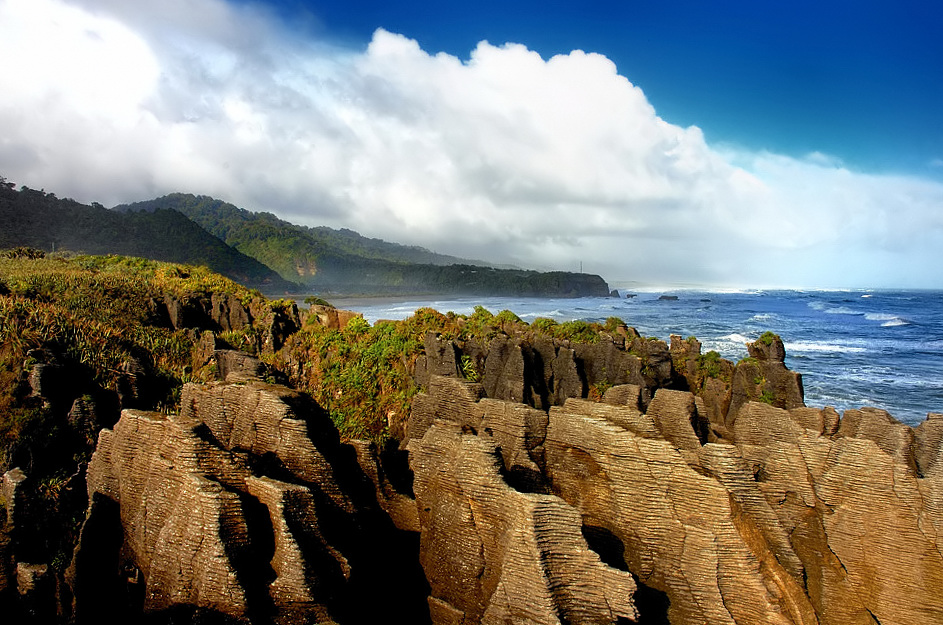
34, 332, 938, 625
406, 374, 943, 625
69, 377, 428, 624
0, 314, 943, 625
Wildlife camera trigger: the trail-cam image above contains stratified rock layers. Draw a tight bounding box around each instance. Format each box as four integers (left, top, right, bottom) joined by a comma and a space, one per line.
69, 358, 943, 624
73, 380, 427, 624
408, 375, 943, 625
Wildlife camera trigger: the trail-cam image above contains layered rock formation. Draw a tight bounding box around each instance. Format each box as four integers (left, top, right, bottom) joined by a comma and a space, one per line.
45, 333, 943, 624
406, 373, 943, 625
69, 379, 428, 624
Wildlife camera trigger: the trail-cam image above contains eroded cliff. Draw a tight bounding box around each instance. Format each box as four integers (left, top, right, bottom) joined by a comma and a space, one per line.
3, 298, 941, 624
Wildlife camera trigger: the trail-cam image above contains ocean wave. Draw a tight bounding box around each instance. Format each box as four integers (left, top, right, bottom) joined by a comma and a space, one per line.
748, 313, 775, 321
520, 310, 564, 319
824, 306, 863, 315
863, 313, 912, 327
719, 333, 752, 344
785, 341, 868, 353
882, 318, 911, 327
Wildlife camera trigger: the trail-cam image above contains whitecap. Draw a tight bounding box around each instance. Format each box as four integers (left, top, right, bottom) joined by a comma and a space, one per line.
520, 309, 564, 319
824, 306, 862, 315
749, 313, 775, 321
785, 341, 868, 353
862, 312, 911, 327
881, 318, 911, 327
718, 333, 752, 344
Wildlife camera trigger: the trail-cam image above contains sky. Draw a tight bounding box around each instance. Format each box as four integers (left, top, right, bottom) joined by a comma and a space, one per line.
1, 0, 942, 289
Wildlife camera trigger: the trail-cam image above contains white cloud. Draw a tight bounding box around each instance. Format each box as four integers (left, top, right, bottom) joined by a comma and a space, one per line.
1, 0, 942, 288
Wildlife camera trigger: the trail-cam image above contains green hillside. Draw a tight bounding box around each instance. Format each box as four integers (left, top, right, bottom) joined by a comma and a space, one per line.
121, 193, 611, 297
119, 193, 481, 273
0, 182, 299, 293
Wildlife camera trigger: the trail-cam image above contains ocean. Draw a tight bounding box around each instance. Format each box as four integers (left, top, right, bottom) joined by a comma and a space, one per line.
326, 289, 943, 426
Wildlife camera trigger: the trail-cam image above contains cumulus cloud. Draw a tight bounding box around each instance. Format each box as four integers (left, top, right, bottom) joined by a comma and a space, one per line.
1, 0, 941, 288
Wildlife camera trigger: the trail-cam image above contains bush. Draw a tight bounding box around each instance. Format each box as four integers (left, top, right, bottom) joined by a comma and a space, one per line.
304, 295, 333, 308
4, 247, 46, 260
696, 351, 724, 379
604, 316, 626, 332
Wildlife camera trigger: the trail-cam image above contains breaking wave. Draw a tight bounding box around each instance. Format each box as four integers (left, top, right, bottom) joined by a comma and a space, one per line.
785, 341, 868, 354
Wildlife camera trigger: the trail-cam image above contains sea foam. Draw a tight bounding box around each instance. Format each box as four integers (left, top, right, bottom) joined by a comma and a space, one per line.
786, 341, 868, 354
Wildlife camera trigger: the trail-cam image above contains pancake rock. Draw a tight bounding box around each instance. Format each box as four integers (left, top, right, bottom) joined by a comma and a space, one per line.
408, 366, 943, 625
70, 379, 427, 624
407, 375, 638, 624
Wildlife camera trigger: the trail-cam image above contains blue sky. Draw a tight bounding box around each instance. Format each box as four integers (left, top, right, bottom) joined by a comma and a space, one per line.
263, 0, 943, 175
0, 0, 942, 288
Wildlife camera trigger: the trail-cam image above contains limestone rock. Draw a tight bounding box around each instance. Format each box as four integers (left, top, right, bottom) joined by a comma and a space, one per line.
72, 379, 428, 624
747, 334, 787, 362
549, 346, 583, 405
601, 383, 642, 409
760, 434, 943, 624
16, 562, 56, 622
410, 418, 637, 624
915, 412, 943, 477
728, 354, 804, 422
481, 336, 527, 404
645, 388, 706, 454
835, 407, 918, 473
308, 305, 361, 330
544, 401, 817, 625
1, 469, 26, 532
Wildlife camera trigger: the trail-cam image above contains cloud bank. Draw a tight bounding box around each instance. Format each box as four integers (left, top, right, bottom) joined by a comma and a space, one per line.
1, 0, 941, 288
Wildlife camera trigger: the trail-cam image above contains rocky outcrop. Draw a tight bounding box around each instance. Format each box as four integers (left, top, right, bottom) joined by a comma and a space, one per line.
70, 379, 428, 624
405, 375, 943, 624
416, 329, 805, 437
408, 376, 637, 624
54, 332, 943, 625
308, 305, 362, 331
158, 292, 309, 355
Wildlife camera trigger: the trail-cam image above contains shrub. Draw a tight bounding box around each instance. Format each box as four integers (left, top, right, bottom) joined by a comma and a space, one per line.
460, 355, 480, 382
304, 295, 333, 308
603, 316, 626, 333
758, 331, 779, 346
696, 351, 724, 379
531, 318, 558, 334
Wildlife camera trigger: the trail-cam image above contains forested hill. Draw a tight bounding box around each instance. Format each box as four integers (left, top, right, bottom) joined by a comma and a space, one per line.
119, 193, 611, 297
118, 193, 485, 273
0, 182, 300, 293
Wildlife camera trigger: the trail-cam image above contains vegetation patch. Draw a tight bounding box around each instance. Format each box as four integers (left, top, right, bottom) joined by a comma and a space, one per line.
696, 350, 725, 380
